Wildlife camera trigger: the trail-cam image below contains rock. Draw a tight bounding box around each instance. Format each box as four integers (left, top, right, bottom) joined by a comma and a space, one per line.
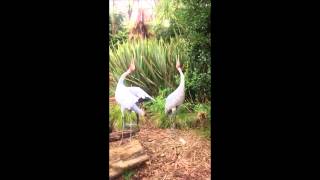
109, 140, 149, 179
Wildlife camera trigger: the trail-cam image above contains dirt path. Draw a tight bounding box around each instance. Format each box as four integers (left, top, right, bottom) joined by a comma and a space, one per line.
110, 125, 211, 180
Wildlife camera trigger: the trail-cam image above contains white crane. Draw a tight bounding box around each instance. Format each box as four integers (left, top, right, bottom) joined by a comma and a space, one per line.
115, 59, 154, 145
165, 58, 185, 129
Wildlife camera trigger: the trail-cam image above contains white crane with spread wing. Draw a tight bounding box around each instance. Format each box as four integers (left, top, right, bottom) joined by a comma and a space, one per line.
115, 59, 154, 144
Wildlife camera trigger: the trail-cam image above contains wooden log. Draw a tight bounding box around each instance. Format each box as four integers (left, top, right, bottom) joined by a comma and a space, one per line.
109, 129, 140, 142
109, 140, 149, 179
109, 168, 122, 180
110, 140, 144, 162
109, 154, 149, 179
111, 154, 149, 169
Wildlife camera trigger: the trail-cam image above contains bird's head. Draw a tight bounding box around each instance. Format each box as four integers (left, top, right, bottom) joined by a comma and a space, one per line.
176, 58, 181, 70
128, 59, 135, 72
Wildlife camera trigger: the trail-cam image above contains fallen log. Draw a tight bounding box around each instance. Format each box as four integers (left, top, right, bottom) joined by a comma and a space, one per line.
110, 139, 144, 161
109, 129, 140, 142
109, 140, 149, 179
110, 154, 149, 179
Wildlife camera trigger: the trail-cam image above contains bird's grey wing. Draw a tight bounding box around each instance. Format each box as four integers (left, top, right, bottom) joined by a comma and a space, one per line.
165, 88, 185, 113
165, 91, 178, 112
115, 87, 140, 109
127, 87, 155, 101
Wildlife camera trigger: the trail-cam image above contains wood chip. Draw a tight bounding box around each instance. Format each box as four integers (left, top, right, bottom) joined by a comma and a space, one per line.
110, 125, 211, 180
179, 137, 187, 145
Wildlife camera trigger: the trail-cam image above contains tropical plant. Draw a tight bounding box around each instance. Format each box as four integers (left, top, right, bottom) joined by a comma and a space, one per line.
109, 38, 189, 97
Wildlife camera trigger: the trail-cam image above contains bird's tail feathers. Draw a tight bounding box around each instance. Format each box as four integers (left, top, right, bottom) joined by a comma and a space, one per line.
165, 108, 172, 116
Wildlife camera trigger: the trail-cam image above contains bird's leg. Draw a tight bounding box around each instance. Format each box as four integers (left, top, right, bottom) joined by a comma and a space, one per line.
174, 112, 177, 129
169, 114, 176, 138
171, 107, 177, 129
170, 115, 174, 129
129, 122, 132, 141
136, 112, 139, 129
171, 108, 178, 137
119, 110, 125, 146
129, 111, 133, 141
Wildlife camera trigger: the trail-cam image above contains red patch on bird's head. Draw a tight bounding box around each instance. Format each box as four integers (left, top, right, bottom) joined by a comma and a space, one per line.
129, 59, 135, 72
176, 59, 181, 70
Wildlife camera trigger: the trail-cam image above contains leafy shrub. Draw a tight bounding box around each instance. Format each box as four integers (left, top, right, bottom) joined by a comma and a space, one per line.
109, 104, 137, 131
178, 28, 211, 102
109, 38, 189, 97
109, 28, 129, 49
109, 12, 128, 47
144, 88, 210, 130
151, 0, 212, 102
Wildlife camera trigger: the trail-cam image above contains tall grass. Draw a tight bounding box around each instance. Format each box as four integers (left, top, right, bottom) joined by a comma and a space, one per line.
109, 104, 137, 131
144, 89, 211, 131
145, 98, 210, 130
109, 38, 189, 97
110, 88, 211, 138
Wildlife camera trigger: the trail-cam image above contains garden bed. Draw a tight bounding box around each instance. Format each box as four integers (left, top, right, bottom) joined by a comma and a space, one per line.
110, 124, 211, 180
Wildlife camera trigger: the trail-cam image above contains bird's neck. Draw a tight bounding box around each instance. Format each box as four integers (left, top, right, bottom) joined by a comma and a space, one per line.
177, 68, 185, 88
117, 70, 131, 87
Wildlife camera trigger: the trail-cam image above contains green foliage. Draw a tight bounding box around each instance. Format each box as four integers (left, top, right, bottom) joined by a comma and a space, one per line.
153, 0, 211, 41
144, 88, 211, 131
109, 38, 189, 96
109, 12, 128, 47
123, 170, 135, 180
109, 0, 211, 103
195, 127, 211, 139
175, 0, 211, 38
109, 1, 212, 135
177, 0, 211, 102
109, 28, 129, 48
183, 36, 211, 102
152, 0, 182, 41
109, 104, 137, 131
109, 89, 211, 139
194, 103, 211, 115
143, 88, 168, 128
146, 99, 209, 130
151, 0, 212, 102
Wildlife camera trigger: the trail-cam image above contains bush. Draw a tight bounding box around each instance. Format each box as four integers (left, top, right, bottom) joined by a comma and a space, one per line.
144, 88, 211, 130
184, 43, 211, 102
109, 0, 212, 103
150, 0, 212, 102
109, 38, 189, 97
109, 28, 129, 49
109, 12, 128, 47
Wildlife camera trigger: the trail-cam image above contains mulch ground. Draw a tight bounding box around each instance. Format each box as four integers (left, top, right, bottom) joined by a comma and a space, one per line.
110, 124, 211, 180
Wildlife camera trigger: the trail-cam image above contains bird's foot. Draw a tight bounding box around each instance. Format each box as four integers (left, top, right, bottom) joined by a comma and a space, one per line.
125, 123, 137, 129
118, 139, 123, 146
